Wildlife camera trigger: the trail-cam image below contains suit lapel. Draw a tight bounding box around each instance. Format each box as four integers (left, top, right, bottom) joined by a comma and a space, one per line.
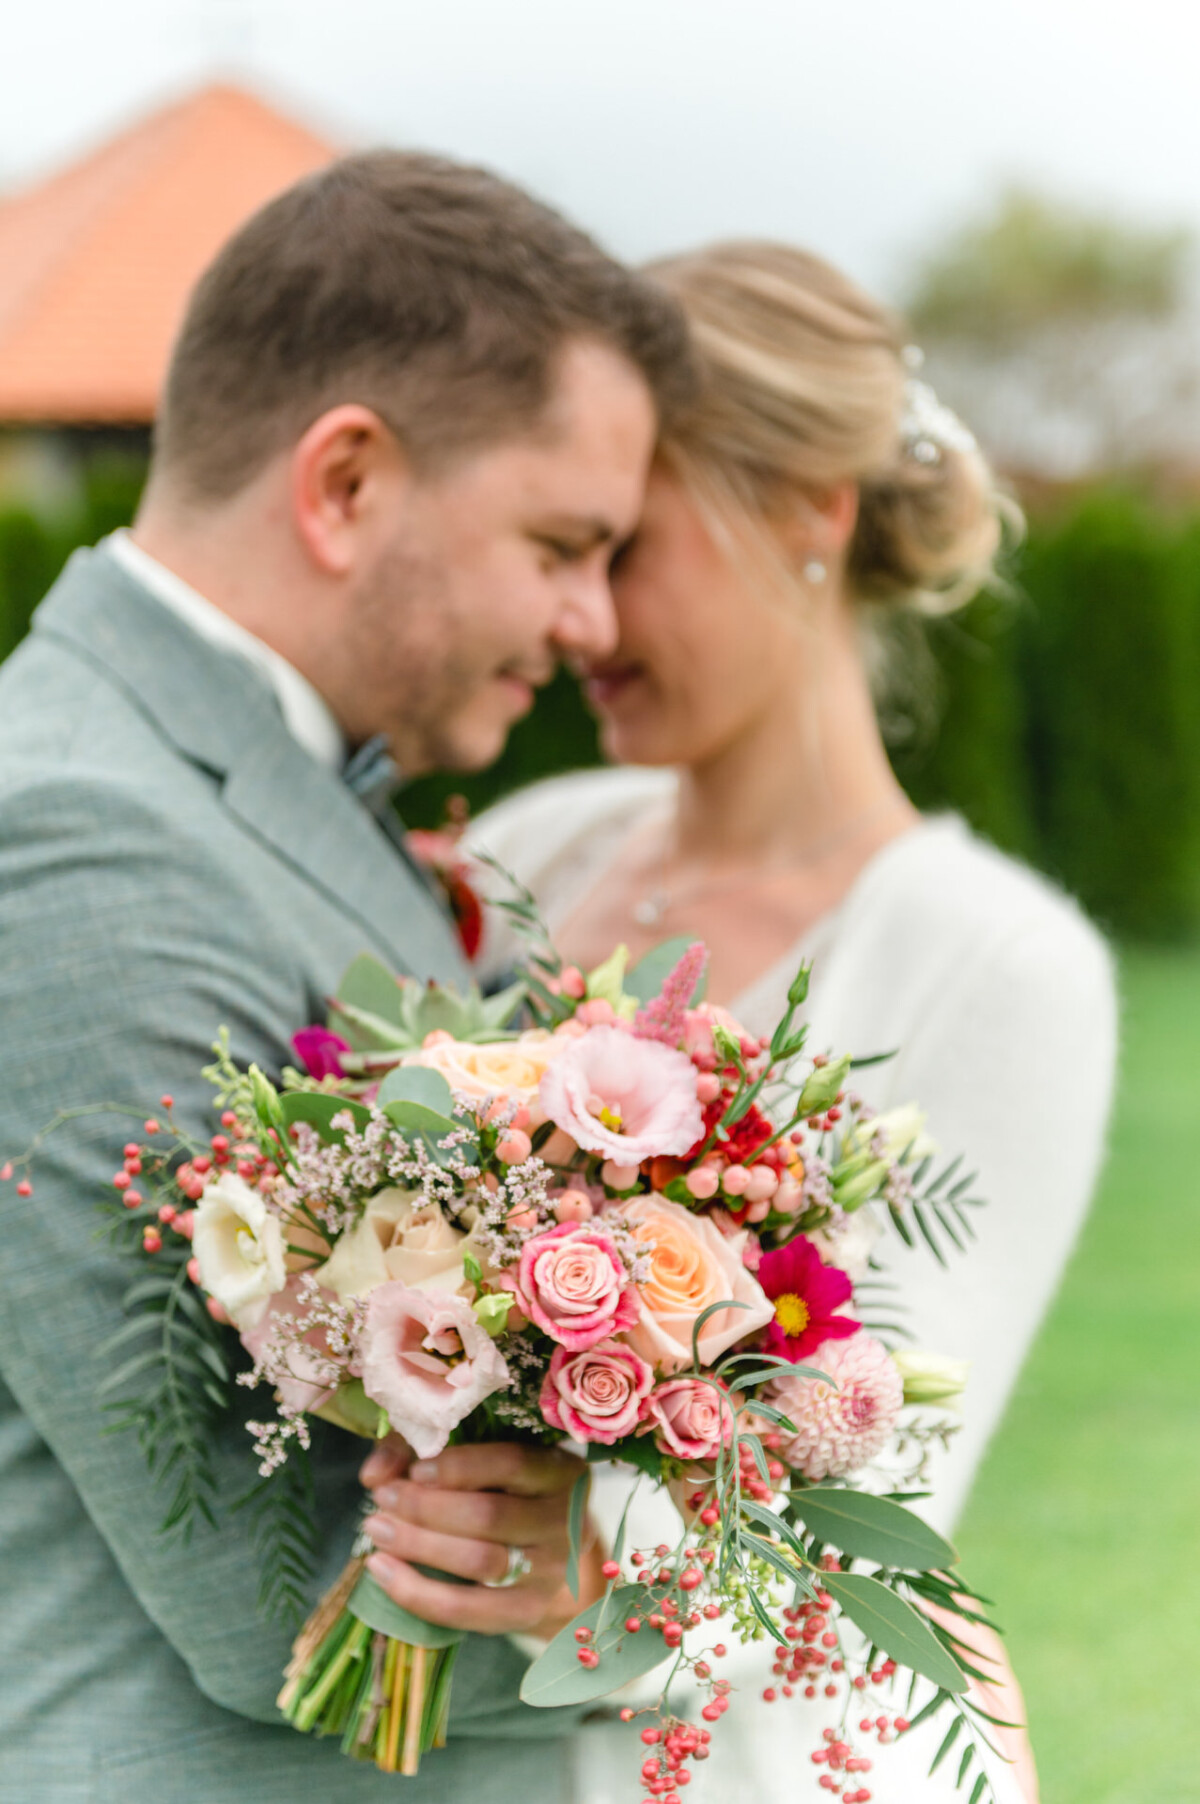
34, 548, 467, 986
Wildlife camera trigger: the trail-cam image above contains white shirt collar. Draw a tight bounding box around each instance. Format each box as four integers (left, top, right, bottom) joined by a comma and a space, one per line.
103, 529, 346, 771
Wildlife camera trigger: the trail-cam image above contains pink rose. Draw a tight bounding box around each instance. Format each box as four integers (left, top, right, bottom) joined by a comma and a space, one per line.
359, 1282, 510, 1460
540, 1340, 654, 1444
639, 1377, 736, 1461
515, 1222, 640, 1350
538, 1025, 704, 1164
618, 1193, 775, 1374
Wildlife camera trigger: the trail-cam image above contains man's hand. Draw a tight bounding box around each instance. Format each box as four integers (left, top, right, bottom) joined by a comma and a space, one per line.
359, 1438, 600, 1637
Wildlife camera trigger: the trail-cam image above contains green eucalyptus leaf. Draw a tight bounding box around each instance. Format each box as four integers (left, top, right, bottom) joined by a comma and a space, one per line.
278, 1091, 372, 1142
347, 1572, 466, 1649
790, 1488, 957, 1572
823, 1574, 968, 1693
566, 1471, 590, 1599
520, 1585, 670, 1707
381, 1099, 461, 1165
375, 1064, 456, 1115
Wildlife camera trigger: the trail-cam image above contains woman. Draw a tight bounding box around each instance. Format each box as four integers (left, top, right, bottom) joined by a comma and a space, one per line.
472, 243, 1116, 1802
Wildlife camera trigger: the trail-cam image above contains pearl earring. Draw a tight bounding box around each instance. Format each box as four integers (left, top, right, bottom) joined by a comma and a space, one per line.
803, 559, 826, 584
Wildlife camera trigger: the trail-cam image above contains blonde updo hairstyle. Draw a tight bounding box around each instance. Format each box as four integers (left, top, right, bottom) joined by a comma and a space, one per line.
646, 240, 1015, 618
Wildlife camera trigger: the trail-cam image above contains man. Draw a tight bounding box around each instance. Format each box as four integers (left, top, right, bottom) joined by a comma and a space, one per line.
0, 151, 692, 1802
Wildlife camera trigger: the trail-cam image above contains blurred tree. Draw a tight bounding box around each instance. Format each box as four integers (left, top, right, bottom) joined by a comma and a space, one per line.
908, 187, 1191, 342
905, 189, 1200, 482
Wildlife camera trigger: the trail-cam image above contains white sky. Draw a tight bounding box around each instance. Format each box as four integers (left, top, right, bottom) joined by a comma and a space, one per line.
4, 0, 1200, 300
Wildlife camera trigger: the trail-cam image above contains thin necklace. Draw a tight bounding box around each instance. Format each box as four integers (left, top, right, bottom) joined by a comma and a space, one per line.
631, 795, 905, 929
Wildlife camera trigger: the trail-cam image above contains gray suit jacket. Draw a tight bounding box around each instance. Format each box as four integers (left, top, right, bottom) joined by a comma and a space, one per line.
0, 550, 576, 1802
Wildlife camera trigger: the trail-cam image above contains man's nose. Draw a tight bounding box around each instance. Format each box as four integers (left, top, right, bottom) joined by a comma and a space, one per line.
551, 567, 620, 662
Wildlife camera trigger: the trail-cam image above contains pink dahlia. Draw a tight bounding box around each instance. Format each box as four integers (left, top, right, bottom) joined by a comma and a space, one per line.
538, 1024, 704, 1164
757, 1235, 859, 1362
768, 1332, 903, 1481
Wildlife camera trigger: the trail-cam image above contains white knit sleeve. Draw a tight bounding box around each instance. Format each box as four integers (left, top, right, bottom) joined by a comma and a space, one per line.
879, 905, 1118, 1531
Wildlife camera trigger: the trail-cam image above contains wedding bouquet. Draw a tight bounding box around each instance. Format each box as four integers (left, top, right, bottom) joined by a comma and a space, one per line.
8, 924, 1007, 1801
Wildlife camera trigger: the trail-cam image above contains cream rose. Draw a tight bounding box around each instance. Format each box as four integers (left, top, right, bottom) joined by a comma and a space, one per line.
316, 1187, 465, 1301
618, 1194, 774, 1374
401, 1031, 567, 1104
192, 1172, 287, 1330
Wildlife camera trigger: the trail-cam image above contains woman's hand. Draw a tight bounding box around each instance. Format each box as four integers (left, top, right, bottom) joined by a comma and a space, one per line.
359, 1437, 603, 1637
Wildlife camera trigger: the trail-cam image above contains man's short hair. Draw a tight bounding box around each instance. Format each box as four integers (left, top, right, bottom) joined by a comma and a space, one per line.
155, 151, 694, 500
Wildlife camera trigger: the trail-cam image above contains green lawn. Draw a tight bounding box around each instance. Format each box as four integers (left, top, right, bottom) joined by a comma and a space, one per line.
957, 945, 1200, 1803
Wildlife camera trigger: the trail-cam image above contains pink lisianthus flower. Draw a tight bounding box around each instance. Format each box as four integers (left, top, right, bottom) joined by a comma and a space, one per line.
540, 1340, 654, 1444
757, 1235, 859, 1362
291, 1026, 351, 1081
639, 1376, 736, 1461
359, 1282, 509, 1461
514, 1222, 640, 1350
768, 1331, 903, 1481
538, 1025, 704, 1164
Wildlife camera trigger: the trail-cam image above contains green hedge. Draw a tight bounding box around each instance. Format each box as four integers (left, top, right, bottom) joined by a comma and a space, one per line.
4, 475, 1199, 940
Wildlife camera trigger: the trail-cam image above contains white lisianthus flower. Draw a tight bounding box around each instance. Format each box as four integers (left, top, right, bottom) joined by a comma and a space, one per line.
809, 1204, 882, 1282
192, 1172, 287, 1329
893, 1348, 970, 1410
869, 1104, 939, 1164
316, 1187, 465, 1301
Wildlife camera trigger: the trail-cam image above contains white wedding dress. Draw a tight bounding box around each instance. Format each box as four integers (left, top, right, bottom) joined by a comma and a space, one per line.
470, 767, 1117, 1804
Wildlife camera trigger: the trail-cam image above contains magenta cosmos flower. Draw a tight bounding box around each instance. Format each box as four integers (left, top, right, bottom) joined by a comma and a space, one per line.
538, 1024, 704, 1164
756, 1235, 859, 1362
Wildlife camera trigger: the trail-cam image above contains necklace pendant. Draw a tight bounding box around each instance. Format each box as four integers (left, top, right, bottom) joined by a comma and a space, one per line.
633, 894, 667, 928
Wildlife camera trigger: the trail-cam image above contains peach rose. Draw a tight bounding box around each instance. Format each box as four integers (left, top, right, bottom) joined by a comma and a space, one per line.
618, 1194, 774, 1374
401, 1031, 567, 1105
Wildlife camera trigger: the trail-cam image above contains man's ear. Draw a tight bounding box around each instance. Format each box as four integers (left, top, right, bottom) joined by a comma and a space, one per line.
290, 404, 408, 576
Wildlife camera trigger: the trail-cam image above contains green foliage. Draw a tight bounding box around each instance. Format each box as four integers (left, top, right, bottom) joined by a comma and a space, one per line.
893, 490, 1200, 940
1020, 494, 1200, 938
0, 446, 146, 661
907, 187, 1191, 341
98, 1245, 230, 1539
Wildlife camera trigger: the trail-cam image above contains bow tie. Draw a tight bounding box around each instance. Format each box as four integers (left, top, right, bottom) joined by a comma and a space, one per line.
342, 734, 401, 815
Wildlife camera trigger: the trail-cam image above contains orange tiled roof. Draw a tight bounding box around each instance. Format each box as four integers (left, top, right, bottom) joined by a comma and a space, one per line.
0, 84, 337, 424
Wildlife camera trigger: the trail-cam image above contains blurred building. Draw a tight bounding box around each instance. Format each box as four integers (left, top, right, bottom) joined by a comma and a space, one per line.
0, 82, 336, 507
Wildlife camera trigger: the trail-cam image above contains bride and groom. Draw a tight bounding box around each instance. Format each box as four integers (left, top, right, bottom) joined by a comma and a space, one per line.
0, 151, 1114, 1803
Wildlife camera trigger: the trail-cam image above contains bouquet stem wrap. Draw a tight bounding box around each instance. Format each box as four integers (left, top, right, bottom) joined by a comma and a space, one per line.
279, 1556, 463, 1775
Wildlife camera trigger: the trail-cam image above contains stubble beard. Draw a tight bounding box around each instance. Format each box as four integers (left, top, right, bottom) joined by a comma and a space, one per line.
342, 539, 489, 776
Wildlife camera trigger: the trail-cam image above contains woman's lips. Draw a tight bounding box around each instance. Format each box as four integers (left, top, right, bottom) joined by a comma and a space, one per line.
584, 665, 642, 710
